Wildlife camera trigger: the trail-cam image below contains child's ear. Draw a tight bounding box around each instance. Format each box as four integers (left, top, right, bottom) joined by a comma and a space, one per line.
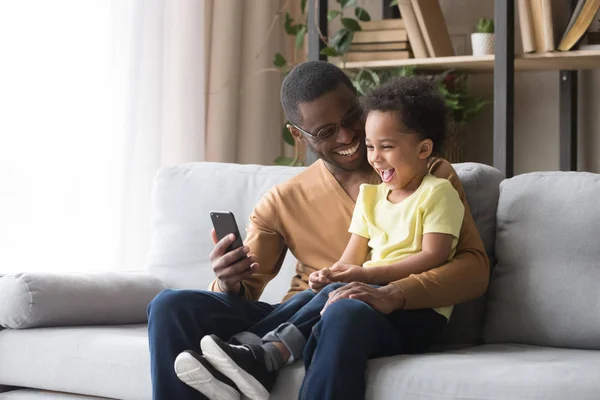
286, 124, 305, 144
418, 139, 433, 159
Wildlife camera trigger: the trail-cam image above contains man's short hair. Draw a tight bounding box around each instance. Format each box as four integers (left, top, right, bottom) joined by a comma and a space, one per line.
280, 61, 355, 125
361, 76, 448, 156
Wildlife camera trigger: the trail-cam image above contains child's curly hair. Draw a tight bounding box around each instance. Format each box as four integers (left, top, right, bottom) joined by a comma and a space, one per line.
361, 76, 448, 156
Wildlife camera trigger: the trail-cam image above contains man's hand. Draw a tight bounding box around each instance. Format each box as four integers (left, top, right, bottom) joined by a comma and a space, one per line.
321, 282, 405, 315
329, 264, 369, 283
309, 268, 332, 292
209, 229, 259, 295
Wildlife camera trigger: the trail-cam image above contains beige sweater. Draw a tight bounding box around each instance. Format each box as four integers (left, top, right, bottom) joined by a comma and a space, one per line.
210, 157, 489, 309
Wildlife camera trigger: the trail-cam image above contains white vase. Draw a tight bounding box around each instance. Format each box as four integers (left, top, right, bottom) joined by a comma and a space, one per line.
471, 33, 494, 56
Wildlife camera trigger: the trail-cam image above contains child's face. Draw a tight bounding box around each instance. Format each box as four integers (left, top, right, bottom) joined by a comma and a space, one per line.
365, 111, 432, 191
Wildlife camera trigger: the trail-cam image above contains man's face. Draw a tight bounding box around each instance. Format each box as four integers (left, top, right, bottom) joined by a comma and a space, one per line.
292, 84, 368, 172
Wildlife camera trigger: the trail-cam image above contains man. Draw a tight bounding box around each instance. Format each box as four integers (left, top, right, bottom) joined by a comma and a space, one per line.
147, 61, 489, 400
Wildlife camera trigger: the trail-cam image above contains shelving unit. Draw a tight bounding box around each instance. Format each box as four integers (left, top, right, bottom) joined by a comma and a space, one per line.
305, 0, 590, 177
338, 51, 600, 73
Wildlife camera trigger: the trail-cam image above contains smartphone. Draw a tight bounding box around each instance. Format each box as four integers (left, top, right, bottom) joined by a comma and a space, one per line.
210, 211, 244, 253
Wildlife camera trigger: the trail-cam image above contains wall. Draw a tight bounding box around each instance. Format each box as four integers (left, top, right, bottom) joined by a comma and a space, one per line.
333, 0, 600, 174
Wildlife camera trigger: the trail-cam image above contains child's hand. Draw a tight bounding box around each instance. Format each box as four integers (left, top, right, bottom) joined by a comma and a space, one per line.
309, 268, 332, 292
329, 264, 369, 283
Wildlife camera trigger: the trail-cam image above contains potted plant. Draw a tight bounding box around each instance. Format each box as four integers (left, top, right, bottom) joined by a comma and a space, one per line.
471, 17, 494, 56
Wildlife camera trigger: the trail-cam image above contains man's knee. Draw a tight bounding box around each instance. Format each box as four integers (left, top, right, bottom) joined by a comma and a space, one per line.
318, 282, 346, 296
288, 289, 317, 304
321, 298, 374, 324
147, 289, 210, 320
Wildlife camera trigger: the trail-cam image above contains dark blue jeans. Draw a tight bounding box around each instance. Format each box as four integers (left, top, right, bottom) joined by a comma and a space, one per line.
147, 285, 446, 400
147, 288, 316, 399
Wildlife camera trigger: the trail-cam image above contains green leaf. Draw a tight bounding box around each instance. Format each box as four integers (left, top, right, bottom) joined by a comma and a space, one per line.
337, 30, 354, 54
284, 12, 298, 35
354, 7, 371, 21
282, 125, 295, 146
389, 0, 399, 6
273, 53, 286, 68
295, 25, 307, 50
301, 0, 307, 15
331, 29, 354, 54
327, 10, 342, 21
341, 18, 362, 32
338, 0, 357, 8
320, 46, 340, 56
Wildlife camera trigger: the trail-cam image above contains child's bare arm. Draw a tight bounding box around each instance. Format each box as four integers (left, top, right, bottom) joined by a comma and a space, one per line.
337, 233, 369, 266
361, 233, 454, 285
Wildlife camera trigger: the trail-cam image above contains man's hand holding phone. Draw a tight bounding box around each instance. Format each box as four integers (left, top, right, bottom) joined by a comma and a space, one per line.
209, 229, 259, 296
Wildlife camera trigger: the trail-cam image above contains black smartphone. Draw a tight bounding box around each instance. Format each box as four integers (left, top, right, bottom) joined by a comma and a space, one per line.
210, 211, 244, 253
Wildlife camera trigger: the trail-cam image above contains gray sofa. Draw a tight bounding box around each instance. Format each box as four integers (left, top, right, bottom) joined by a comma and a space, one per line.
1, 161, 599, 399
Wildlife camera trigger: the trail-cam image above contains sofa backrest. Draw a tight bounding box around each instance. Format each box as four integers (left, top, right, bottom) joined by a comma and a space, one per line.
483, 171, 600, 350
145, 162, 303, 303
146, 161, 503, 344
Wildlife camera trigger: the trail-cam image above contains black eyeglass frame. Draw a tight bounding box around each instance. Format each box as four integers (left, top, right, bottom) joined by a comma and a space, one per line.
288, 105, 364, 141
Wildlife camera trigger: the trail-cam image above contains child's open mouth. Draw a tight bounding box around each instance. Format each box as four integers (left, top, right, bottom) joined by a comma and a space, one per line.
380, 168, 395, 183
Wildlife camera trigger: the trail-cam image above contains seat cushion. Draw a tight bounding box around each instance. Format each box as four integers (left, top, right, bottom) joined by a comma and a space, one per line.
484, 171, 600, 349
271, 344, 600, 400
0, 325, 149, 400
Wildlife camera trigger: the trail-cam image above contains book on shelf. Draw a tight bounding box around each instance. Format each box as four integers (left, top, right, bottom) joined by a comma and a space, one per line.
529, 0, 555, 52
345, 51, 413, 62
517, 0, 587, 53
359, 19, 405, 31
348, 21, 411, 62
352, 29, 407, 44
410, 0, 455, 57
558, 0, 600, 51
350, 42, 410, 51
518, 0, 536, 53
396, 0, 428, 58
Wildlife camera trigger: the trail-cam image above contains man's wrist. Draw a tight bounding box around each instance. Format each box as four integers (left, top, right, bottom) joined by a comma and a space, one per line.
383, 283, 406, 310
217, 280, 244, 297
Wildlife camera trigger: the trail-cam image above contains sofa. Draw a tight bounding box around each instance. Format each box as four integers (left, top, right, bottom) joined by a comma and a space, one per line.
1, 160, 599, 399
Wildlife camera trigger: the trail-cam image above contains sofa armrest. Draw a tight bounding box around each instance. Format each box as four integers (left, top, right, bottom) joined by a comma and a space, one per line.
0, 272, 167, 329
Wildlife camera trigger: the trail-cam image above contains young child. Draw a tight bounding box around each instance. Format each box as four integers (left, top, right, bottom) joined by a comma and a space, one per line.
180, 76, 465, 400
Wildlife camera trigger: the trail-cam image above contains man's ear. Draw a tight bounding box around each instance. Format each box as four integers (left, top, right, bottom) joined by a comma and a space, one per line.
418, 139, 433, 159
286, 124, 305, 144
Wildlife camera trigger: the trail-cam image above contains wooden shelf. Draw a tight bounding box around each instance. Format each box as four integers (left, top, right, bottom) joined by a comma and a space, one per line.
339, 50, 600, 73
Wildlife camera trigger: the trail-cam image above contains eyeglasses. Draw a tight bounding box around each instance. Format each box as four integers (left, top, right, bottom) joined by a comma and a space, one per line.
289, 105, 364, 141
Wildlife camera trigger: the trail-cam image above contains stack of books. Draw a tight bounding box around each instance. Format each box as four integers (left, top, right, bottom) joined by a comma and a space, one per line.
517, 0, 600, 53
345, 19, 412, 62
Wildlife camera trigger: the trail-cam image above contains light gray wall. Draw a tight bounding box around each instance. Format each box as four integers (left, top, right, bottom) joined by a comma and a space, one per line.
339, 0, 600, 174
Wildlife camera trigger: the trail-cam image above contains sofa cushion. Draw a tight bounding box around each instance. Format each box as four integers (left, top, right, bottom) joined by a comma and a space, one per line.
484, 171, 600, 349
0, 325, 149, 400
0, 272, 166, 329
435, 162, 503, 345
272, 344, 600, 400
146, 162, 304, 304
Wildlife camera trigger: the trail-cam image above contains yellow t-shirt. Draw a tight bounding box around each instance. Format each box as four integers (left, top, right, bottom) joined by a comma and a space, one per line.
349, 174, 465, 319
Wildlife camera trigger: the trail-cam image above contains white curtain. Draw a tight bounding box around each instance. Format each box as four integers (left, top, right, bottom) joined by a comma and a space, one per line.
0, 0, 205, 273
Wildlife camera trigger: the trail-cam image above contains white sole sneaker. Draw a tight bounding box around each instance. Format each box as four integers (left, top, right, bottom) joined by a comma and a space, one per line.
201, 336, 270, 400
174, 351, 241, 400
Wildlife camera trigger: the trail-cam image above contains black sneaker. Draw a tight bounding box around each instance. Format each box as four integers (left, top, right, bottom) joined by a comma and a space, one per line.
201, 334, 276, 400
174, 350, 241, 400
